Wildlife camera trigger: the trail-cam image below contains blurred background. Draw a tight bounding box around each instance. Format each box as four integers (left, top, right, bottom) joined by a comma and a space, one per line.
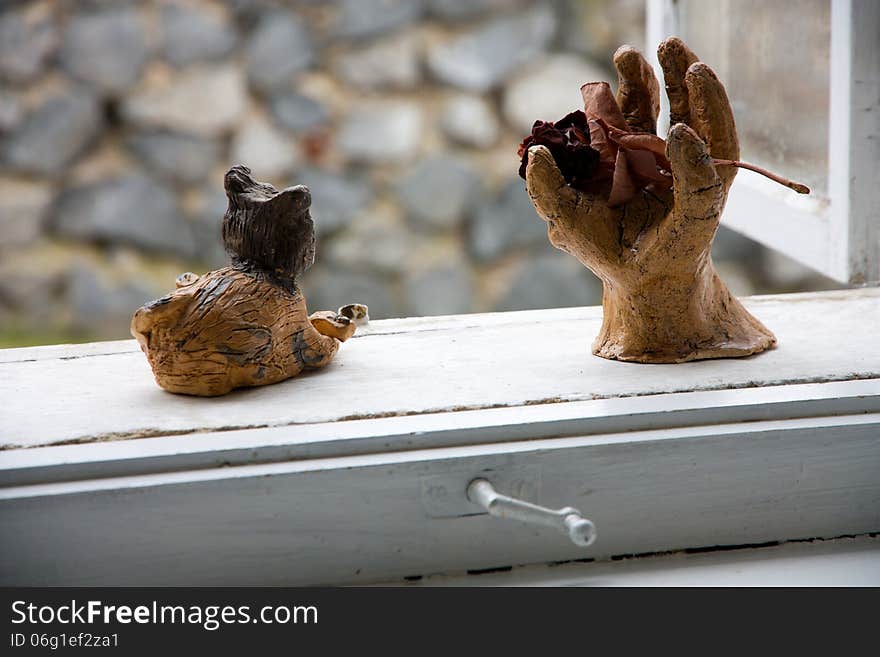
0, 0, 843, 347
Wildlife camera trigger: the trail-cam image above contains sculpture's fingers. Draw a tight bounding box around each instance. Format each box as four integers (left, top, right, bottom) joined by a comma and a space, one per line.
685, 62, 740, 176
657, 37, 699, 127
524, 145, 580, 223
613, 45, 660, 134
666, 123, 723, 224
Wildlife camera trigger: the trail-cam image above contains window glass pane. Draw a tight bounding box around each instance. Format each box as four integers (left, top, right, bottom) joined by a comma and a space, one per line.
678, 0, 830, 196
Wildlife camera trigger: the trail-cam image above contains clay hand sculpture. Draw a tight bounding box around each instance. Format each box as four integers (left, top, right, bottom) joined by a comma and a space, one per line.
132, 165, 358, 396
521, 38, 809, 363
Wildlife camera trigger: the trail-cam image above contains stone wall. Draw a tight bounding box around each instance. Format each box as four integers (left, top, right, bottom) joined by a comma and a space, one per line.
0, 0, 835, 346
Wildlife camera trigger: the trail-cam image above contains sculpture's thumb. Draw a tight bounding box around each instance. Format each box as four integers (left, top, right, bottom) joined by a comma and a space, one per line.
525, 145, 579, 222
666, 123, 723, 221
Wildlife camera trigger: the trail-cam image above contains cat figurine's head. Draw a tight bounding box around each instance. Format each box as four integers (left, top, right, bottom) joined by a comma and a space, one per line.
221, 165, 315, 283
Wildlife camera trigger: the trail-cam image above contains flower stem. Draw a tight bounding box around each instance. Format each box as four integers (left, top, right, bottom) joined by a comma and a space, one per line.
712, 159, 810, 194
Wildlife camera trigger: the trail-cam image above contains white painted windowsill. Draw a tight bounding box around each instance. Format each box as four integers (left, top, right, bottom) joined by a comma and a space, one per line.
0, 288, 878, 585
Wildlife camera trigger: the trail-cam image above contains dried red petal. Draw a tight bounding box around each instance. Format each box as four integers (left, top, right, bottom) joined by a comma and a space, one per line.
589, 113, 672, 192
627, 150, 672, 187
517, 112, 600, 189
609, 130, 667, 159
608, 149, 636, 207
588, 118, 616, 165
581, 82, 628, 131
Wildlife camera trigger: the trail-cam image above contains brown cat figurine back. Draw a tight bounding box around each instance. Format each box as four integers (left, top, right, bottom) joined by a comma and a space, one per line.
132, 165, 357, 396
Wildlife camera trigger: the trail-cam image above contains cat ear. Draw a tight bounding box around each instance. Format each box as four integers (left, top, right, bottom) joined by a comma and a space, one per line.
223, 165, 256, 195
272, 185, 311, 214
268, 185, 315, 277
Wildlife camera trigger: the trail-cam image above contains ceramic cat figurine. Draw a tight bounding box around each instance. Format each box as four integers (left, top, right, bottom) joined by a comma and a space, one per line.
131, 165, 357, 396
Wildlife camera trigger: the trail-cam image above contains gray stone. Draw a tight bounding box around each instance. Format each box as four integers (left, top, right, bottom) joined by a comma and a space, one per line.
0, 3, 57, 84
396, 156, 480, 230
189, 186, 229, 269
427, 0, 496, 22
503, 54, 610, 133
231, 115, 300, 179
67, 264, 107, 327
334, 31, 420, 90
333, 0, 423, 41
60, 8, 147, 94
68, 263, 156, 334
0, 177, 51, 249
0, 255, 66, 327
245, 11, 313, 94
469, 178, 548, 261
227, 0, 277, 24
405, 264, 474, 316
53, 175, 196, 257
496, 253, 603, 312
269, 92, 329, 133
326, 209, 416, 276
67, 0, 140, 7
1, 87, 102, 175
303, 266, 399, 320
439, 94, 499, 148
126, 130, 220, 184
338, 101, 422, 163
160, 3, 238, 67
122, 64, 248, 136
427, 6, 556, 92
113, 278, 160, 323
0, 91, 23, 132
298, 168, 372, 235
557, 0, 645, 60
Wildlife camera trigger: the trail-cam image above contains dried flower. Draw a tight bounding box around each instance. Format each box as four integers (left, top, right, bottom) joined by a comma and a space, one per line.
518, 81, 809, 207
580, 82, 672, 206
517, 110, 599, 191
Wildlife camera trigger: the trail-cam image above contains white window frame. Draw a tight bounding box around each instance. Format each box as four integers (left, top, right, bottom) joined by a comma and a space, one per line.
1, 290, 878, 585
1, 1, 879, 584
647, 0, 880, 284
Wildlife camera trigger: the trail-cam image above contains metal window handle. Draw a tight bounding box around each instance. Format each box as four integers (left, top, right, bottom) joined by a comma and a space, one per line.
466, 478, 597, 547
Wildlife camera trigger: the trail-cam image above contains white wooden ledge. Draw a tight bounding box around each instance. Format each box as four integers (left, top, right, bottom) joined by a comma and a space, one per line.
2, 288, 879, 450
0, 289, 878, 585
